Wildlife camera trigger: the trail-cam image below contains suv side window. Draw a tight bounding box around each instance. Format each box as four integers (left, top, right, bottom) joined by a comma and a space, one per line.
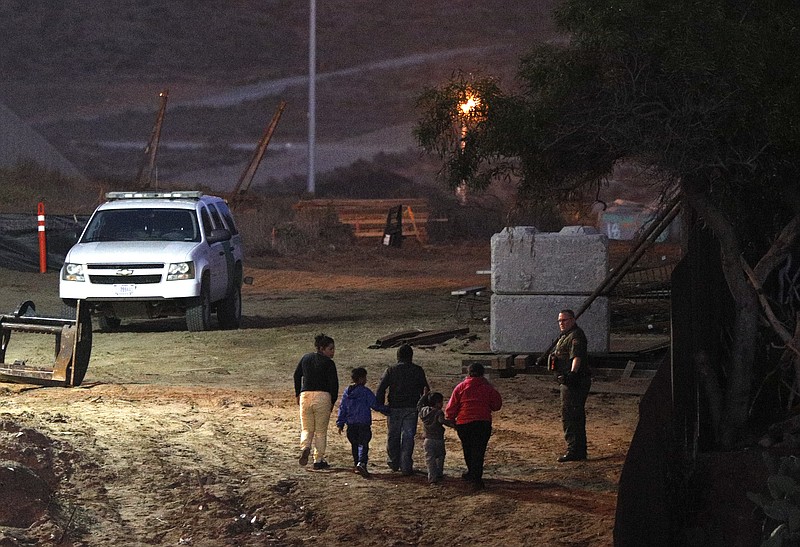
208, 203, 225, 231
199, 206, 215, 237
213, 202, 239, 236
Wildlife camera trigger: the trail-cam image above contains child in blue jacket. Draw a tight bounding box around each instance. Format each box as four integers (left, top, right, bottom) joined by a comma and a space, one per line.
337, 367, 389, 477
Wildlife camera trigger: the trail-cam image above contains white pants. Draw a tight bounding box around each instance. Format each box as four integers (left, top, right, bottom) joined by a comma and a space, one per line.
299, 391, 332, 463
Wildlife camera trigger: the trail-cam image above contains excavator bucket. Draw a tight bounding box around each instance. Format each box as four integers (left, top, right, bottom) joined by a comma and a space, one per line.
0, 300, 92, 387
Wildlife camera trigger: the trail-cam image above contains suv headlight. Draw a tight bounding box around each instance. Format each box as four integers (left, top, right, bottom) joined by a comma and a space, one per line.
62, 263, 85, 282
167, 261, 195, 281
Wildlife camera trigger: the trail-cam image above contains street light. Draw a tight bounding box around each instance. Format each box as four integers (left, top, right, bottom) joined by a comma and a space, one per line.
456, 91, 480, 205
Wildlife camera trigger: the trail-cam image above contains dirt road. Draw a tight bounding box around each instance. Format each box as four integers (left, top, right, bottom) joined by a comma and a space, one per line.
0, 243, 648, 546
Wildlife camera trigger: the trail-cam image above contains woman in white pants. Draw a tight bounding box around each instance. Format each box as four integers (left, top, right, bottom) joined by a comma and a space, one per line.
293, 333, 339, 469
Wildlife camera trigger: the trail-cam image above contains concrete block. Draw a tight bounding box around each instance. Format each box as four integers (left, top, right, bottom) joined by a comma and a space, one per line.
490, 227, 609, 294
489, 294, 609, 354
559, 226, 600, 235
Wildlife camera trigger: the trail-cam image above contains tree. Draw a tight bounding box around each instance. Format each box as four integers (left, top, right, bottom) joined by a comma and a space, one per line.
416, 0, 800, 446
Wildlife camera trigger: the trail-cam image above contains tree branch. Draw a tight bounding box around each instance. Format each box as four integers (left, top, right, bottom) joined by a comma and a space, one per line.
752, 215, 800, 284
740, 256, 800, 360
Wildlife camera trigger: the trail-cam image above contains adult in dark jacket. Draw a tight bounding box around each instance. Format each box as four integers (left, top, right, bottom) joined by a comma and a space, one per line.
549, 309, 591, 462
445, 362, 502, 490
294, 333, 339, 470
376, 344, 430, 475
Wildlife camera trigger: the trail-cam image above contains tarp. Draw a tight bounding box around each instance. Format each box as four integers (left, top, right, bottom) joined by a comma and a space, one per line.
0, 214, 89, 272
598, 199, 680, 242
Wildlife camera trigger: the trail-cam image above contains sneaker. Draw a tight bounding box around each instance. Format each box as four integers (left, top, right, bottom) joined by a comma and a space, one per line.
313, 460, 330, 470
401, 469, 414, 477
355, 464, 370, 477
299, 447, 311, 466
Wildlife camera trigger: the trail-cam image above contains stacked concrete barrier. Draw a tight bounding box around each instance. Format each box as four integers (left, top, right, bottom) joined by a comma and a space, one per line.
489, 226, 610, 353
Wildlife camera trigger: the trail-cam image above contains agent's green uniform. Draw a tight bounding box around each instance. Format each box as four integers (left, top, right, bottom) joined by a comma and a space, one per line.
551, 325, 591, 458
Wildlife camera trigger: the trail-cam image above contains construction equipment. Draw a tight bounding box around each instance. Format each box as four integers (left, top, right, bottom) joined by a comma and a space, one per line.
136, 89, 170, 189
0, 300, 92, 387
228, 100, 287, 209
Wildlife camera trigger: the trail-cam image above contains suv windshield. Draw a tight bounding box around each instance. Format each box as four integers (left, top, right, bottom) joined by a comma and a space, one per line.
81, 209, 201, 243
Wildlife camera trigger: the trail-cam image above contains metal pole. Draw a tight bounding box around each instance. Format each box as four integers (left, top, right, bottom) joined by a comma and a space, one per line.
307, 0, 316, 195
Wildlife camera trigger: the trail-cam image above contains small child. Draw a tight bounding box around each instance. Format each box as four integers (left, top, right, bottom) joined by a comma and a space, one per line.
417, 392, 454, 484
336, 367, 389, 477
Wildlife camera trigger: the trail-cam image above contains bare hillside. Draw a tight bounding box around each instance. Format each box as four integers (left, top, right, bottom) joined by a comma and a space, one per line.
0, 1, 559, 185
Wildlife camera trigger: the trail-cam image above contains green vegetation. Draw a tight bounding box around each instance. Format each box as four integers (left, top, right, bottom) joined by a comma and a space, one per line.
749, 453, 800, 546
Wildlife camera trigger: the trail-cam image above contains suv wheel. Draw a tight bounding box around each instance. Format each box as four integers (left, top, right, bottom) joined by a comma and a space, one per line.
61, 299, 77, 319
95, 316, 122, 332
186, 278, 212, 332
217, 284, 242, 329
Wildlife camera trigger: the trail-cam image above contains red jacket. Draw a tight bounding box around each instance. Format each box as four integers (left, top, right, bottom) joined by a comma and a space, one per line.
445, 376, 502, 425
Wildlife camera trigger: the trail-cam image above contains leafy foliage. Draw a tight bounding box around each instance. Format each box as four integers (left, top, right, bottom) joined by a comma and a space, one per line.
749, 453, 800, 546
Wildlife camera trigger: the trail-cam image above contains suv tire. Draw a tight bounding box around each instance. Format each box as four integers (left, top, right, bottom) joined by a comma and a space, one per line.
96, 316, 122, 332
186, 278, 212, 332
217, 283, 242, 329
61, 299, 77, 320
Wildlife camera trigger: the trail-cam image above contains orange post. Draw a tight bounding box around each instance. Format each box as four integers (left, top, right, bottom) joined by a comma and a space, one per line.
37, 202, 46, 273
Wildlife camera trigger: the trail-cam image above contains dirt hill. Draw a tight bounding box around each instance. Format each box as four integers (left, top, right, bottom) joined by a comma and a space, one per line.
0, 1, 559, 187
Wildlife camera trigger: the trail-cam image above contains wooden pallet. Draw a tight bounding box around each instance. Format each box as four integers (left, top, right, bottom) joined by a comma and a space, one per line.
294, 198, 430, 243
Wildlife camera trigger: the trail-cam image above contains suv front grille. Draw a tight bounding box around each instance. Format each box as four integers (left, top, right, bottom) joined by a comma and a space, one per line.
89, 275, 163, 284
88, 263, 164, 269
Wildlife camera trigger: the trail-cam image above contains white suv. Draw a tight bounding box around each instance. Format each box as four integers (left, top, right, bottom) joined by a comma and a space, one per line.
60, 191, 244, 331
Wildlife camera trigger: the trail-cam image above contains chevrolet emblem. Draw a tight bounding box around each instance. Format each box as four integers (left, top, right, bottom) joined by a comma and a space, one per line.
116, 269, 134, 276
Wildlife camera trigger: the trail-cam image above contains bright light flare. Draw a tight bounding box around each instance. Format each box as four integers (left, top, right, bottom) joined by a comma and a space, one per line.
459, 94, 480, 115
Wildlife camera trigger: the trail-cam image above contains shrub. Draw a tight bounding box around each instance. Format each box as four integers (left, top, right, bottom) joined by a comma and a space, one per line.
748, 453, 800, 546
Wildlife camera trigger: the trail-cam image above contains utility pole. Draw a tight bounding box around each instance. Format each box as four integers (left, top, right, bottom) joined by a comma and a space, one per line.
307, 0, 316, 195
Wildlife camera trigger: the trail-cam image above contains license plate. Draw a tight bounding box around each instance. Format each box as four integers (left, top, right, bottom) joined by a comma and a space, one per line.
113, 284, 136, 296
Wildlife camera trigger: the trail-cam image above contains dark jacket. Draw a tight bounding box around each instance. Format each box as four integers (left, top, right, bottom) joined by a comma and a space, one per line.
336, 384, 389, 427
551, 325, 590, 376
293, 351, 339, 402
376, 361, 430, 408
417, 396, 452, 441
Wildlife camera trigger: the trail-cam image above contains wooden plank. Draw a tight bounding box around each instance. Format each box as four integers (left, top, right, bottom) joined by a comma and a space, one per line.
294, 199, 431, 242
621, 360, 637, 379
370, 329, 428, 349
462, 355, 514, 371
513, 355, 530, 370
370, 328, 470, 348
451, 285, 487, 296
338, 212, 430, 222
460, 365, 517, 378
294, 198, 429, 212
398, 327, 470, 346
354, 228, 428, 238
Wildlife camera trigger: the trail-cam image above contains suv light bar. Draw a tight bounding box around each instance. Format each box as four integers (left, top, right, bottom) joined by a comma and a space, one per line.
105, 191, 204, 200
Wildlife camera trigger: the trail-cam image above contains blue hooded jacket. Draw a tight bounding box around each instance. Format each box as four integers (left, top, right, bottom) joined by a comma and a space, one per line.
336, 384, 388, 427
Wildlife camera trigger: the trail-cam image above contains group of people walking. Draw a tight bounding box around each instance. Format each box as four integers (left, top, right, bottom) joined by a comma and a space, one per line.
292, 309, 591, 489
